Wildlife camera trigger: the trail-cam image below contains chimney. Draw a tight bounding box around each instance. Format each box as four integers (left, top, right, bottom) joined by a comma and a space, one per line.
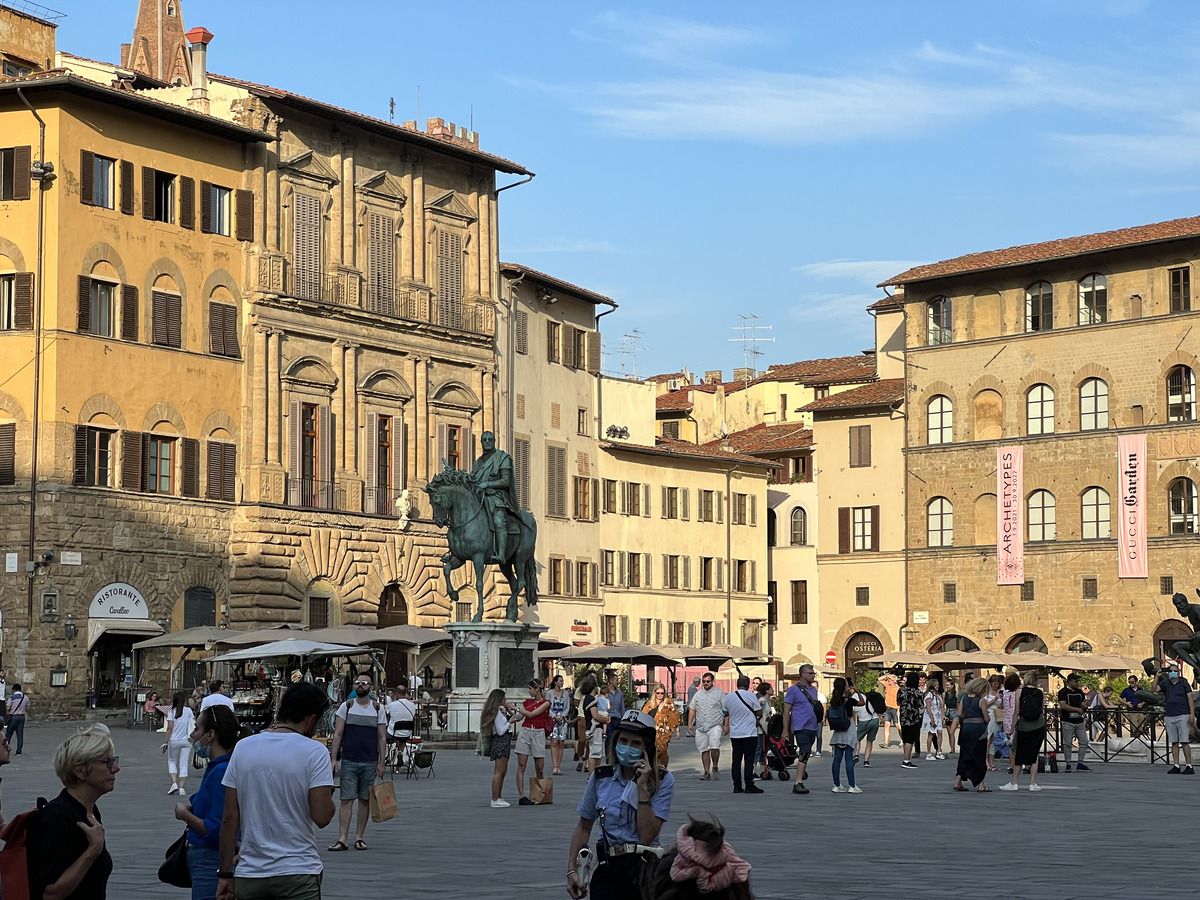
733, 367, 755, 382
704, 370, 722, 385
185, 27, 213, 113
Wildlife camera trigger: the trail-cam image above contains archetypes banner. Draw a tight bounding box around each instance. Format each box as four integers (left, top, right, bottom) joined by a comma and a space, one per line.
997, 446, 1024, 585
1117, 433, 1148, 579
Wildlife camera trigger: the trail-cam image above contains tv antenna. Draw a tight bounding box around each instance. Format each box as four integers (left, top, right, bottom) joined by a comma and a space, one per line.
389, 97, 395, 123
728, 314, 774, 377
616, 330, 648, 380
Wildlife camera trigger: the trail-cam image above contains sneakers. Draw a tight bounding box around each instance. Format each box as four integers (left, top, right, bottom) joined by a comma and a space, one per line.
733, 785, 745, 794
1065, 765, 1073, 773
700, 772, 711, 781
853, 755, 859, 764
831, 785, 847, 793
1168, 765, 1182, 774
712, 768, 719, 778
518, 797, 535, 806
847, 785, 862, 793
1028, 783, 1043, 791
1185, 766, 1196, 775
1075, 763, 1092, 772
925, 753, 936, 761
936, 753, 946, 760
901, 761, 918, 769
490, 799, 510, 808
810, 752, 822, 759
862, 760, 871, 768
998, 783, 1019, 791
792, 782, 810, 795
745, 784, 764, 794
167, 785, 178, 795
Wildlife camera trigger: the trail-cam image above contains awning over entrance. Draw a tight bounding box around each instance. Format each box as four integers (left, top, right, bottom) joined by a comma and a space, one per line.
88, 617, 164, 651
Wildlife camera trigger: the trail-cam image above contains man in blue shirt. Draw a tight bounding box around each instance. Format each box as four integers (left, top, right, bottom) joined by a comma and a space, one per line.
1158, 664, 1195, 775
782, 665, 820, 795
1119, 674, 1143, 709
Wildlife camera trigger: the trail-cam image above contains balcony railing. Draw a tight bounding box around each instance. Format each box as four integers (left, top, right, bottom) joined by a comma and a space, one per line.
285, 477, 347, 511
362, 487, 393, 516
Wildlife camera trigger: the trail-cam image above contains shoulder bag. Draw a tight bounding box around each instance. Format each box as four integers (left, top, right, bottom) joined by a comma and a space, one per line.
794, 685, 824, 725
158, 828, 191, 888
734, 691, 765, 735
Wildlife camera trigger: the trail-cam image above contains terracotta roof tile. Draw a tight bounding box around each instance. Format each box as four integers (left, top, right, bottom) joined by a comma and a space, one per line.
757, 354, 876, 386
881, 215, 1200, 286
601, 439, 779, 469
867, 295, 903, 312
702, 423, 813, 455
655, 390, 694, 411
645, 372, 690, 384
800, 378, 905, 412
499, 262, 616, 307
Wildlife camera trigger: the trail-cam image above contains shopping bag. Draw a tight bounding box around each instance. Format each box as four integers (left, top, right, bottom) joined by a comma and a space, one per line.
529, 777, 554, 805
369, 780, 398, 822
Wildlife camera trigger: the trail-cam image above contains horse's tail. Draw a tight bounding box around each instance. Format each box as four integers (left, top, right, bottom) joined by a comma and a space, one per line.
523, 554, 539, 608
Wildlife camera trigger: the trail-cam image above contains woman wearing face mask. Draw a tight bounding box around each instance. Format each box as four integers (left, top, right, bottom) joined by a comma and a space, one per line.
174, 705, 243, 900
566, 710, 675, 900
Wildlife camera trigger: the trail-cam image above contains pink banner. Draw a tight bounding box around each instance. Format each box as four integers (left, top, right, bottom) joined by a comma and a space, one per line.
1117, 434, 1148, 579
997, 446, 1024, 585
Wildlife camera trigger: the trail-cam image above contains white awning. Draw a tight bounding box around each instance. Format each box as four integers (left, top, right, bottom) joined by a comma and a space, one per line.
88, 618, 163, 651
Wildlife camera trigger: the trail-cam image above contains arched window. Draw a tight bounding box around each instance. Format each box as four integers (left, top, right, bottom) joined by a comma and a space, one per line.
1169, 477, 1199, 534
927, 297, 952, 345
1028, 489, 1056, 541
974, 390, 1002, 441
1026, 384, 1054, 435
790, 507, 807, 545
974, 493, 997, 545
929, 635, 979, 653
927, 497, 953, 547
1068, 640, 1093, 653
1078, 274, 1107, 325
1006, 633, 1048, 654
1026, 281, 1053, 332
1079, 378, 1108, 430
1081, 487, 1110, 540
927, 395, 953, 444
1167, 366, 1197, 422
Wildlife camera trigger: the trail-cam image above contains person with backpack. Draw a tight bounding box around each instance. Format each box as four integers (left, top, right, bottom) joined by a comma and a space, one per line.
826, 677, 861, 793
326, 672, 387, 851
898, 671, 924, 769
852, 682, 881, 767
4, 684, 29, 755
1001, 670, 1046, 791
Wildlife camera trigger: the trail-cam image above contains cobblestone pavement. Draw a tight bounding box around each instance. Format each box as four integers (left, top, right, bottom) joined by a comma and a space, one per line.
2, 721, 1192, 899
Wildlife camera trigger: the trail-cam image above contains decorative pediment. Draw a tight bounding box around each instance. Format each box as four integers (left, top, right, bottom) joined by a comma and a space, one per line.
425, 189, 477, 224
357, 171, 408, 207
279, 151, 340, 187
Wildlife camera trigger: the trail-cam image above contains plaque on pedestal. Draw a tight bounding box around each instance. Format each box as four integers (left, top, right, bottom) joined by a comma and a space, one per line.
444, 620, 547, 735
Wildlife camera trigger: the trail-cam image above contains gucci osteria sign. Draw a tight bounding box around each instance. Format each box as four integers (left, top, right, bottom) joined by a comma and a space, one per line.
88, 583, 149, 619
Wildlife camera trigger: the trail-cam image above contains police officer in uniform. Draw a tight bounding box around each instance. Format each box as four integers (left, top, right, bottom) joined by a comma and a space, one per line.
566, 710, 675, 899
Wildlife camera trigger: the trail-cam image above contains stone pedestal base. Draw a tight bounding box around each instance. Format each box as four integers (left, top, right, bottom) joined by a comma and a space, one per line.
445, 620, 547, 734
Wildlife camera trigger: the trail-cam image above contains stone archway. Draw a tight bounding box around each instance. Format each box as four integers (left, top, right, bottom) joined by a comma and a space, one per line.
845, 631, 885, 672
1155, 619, 1191, 662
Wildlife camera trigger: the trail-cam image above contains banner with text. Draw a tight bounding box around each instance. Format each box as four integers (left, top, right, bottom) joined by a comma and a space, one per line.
997, 446, 1024, 585
1117, 433, 1148, 579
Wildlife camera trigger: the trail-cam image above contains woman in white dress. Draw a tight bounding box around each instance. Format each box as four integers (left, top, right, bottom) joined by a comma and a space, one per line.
922, 677, 945, 760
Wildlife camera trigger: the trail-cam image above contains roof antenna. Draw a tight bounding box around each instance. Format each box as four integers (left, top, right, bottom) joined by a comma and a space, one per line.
728, 314, 774, 378
389, 97, 395, 123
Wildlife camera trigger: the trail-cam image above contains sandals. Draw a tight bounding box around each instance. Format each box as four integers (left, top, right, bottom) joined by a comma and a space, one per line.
354, 840, 369, 851
952, 784, 968, 792
328, 841, 349, 851
976, 787, 993, 793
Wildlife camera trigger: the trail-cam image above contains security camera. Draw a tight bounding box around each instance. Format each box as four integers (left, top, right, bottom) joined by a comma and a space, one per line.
40, 550, 54, 563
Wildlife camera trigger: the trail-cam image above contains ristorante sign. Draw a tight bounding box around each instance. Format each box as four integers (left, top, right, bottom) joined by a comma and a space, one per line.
88, 583, 148, 619
996, 446, 1024, 585
1117, 434, 1147, 579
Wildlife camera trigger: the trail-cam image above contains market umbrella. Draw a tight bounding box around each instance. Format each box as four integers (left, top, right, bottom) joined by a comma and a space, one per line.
566, 642, 677, 667
213, 624, 310, 647
206, 639, 371, 664
132, 626, 232, 650
365, 624, 453, 649
302, 625, 380, 646
858, 650, 931, 667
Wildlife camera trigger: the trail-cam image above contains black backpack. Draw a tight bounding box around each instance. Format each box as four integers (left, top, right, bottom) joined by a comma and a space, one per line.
1019, 687, 1044, 722
826, 701, 852, 733
866, 690, 886, 715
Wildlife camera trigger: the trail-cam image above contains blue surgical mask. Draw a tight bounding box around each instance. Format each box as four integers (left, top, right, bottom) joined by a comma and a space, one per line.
1169, 672, 1180, 681
194, 742, 212, 759
614, 744, 643, 768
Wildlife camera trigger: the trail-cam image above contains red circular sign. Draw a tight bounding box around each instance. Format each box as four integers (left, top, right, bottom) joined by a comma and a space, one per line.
825, 651, 837, 666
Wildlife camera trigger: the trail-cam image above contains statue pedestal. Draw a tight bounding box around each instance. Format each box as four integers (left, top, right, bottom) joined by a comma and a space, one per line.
445, 620, 548, 734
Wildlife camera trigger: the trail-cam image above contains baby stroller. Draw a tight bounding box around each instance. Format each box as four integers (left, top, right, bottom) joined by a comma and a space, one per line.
761, 713, 796, 780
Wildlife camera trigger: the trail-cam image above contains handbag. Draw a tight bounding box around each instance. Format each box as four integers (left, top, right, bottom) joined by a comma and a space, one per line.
530, 777, 554, 805
157, 828, 191, 888
476, 731, 492, 758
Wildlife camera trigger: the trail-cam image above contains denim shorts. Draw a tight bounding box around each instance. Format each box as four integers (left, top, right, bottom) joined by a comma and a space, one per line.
339, 759, 376, 801
792, 729, 817, 760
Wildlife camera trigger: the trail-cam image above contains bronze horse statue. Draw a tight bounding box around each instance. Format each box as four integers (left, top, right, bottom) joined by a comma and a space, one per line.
425, 467, 538, 622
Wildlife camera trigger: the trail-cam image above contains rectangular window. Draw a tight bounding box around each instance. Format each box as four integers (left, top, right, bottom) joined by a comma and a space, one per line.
573, 475, 592, 519
735, 559, 749, 593
0, 149, 12, 200
1170, 266, 1191, 313
2, 60, 30, 78
780, 393, 788, 421
375, 415, 392, 512
307, 596, 330, 630
445, 424, 462, 470
663, 555, 680, 589
577, 408, 588, 436
603, 479, 618, 514
573, 329, 587, 368
628, 553, 642, 588
153, 170, 175, 223
0, 275, 13, 330
943, 582, 957, 604
455, 601, 472, 622
547, 321, 561, 363
1020, 580, 1035, 603
741, 621, 762, 652
699, 490, 714, 522
90, 281, 115, 337
601, 550, 614, 586
576, 561, 590, 598
208, 184, 231, 236
85, 428, 114, 487
700, 621, 713, 647
664, 487, 679, 519
145, 435, 175, 494
1162, 576, 1175, 596
0, 146, 30, 202
547, 445, 567, 517
791, 580, 808, 624
292, 192, 322, 301
205, 440, 237, 502
661, 421, 680, 440
639, 618, 653, 644
366, 214, 396, 313
814, 386, 830, 400
852, 506, 874, 551
849, 424, 872, 468
733, 493, 747, 525
700, 557, 714, 591
549, 558, 564, 595
601, 615, 618, 643
855, 586, 870, 607
436, 231, 463, 328
1082, 577, 1098, 600
301, 402, 319, 506
92, 155, 115, 209
627, 482, 642, 517
514, 437, 530, 511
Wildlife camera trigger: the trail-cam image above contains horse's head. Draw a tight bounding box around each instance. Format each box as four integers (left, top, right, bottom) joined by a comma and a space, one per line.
425, 465, 481, 528
424, 479, 450, 527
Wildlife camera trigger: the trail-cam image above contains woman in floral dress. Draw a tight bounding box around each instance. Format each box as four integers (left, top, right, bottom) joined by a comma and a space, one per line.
641, 683, 681, 767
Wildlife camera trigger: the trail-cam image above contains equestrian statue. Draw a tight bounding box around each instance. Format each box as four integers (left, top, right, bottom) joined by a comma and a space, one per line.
425, 431, 538, 622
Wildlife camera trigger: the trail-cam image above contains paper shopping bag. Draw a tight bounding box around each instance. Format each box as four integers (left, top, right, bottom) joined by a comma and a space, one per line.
530, 777, 554, 805
369, 780, 398, 822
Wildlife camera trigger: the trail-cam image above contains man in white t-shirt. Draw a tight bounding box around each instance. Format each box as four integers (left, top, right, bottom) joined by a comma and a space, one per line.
687, 673, 727, 780
219, 682, 335, 900
722, 674, 763, 794
408, 671, 423, 694
386, 683, 417, 773
328, 673, 388, 851
200, 680, 235, 712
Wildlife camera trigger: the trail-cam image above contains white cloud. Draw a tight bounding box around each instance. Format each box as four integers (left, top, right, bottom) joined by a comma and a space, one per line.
788, 292, 884, 325
794, 259, 924, 288
577, 12, 768, 64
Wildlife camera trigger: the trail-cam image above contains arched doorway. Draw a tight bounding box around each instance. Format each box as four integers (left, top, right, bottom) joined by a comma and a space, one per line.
1006, 633, 1048, 654
378, 584, 410, 689
845, 631, 884, 672
1155, 619, 1191, 662
929, 634, 979, 653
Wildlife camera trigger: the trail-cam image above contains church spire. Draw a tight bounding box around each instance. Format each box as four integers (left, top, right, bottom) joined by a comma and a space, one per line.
122, 0, 191, 85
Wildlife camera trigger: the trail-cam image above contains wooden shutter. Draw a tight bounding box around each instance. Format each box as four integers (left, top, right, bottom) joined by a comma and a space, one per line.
179, 176, 195, 229
619, 615, 629, 641
618, 551, 627, 587
222, 304, 239, 358
716, 559, 724, 591
643, 553, 652, 588
687, 623, 697, 646
683, 557, 691, 589
838, 507, 851, 554
181, 438, 200, 497
365, 412, 378, 501
168, 293, 182, 347
206, 440, 223, 499
643, 484, 651, 518
716, 491, 724, 523
199, 180, 213, 233
514, 437, 530, 510
750, 494, 758, 526
76, 275, 91, 333
592, 478, 600, 522
661, 554, 669, 586
871, 505, 881, 551
394, 421, 408, 493
152, 291, 167, 344
120, 160, 135, 215
293, 193, 322, 301
436, 423, 447, 469
368, 213, 395, 313
436, 230, 463, 328
80, 150, 95, 206
619, 481, 628, 515
209, 303, 224, 355
13, 273, 33, 330
564, 560, 573, 597
515, 311, 528, 354
563, 325, 576, 368
317, 404, 333, 489
235, 189, 254, 242
462, 426, 475, 469
120, 285, 138, 341
680, 488, 689, 521
141, 166, 155, 218
587, 331, 601, 374
591, 563, 599, 598
11, 146, 30, 201
287, 400, 301, 505
121, 430, 144, 490
849, 427, 859, 467
862, 426, 872, 467
751, 560, 757, 593
546, 321, 557, 362
73, 425, 88, 485
661, 486, 668, 518
222, 443, 236, 502
0, 422, 14, 485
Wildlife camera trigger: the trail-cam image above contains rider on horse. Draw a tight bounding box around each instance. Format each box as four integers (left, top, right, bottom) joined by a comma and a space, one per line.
471, 431, 520, 563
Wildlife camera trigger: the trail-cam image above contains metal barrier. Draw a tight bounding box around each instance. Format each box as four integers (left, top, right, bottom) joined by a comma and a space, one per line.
1040, 707, 1170, 764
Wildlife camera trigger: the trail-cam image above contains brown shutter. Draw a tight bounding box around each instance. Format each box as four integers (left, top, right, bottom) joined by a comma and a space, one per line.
838, 507, 851, 554
0, 422, 14, 484
563, 325, 576, 368
11, 146, 31, 201
179, 176, 195, 229
222, 304, 239, 358
287, 400, 301, 505
200, 180, 213, 233
750, 493, 758, 526
643, 483, 651, 518
13, 273, 33, 330
591, 563, 599, 598
871, 505, 881, 551
849, 427, 859, 467
236, 189, 254, 242
121, 431, 144, 490
462, 425, 474, 469
80, 150, 95, 206
317, 404, 332, 489
181, 437, 200, 497
77, 275, 92, 333
643, 553, 652, 588
716, 491, 724, 523
592, 478, 600, 522
515, 311, 528, 354
661, 486, 668, 519
141, 166, 155, 218
222, 443, 236, 501
120, 160, 135, 215
862, 426, 872, 467
168, 293, 182, 348
209, 302, 224, 355
206, 440, 222, 499
152, 291, 167, 344
120, 285, 138, 341
395, 421, 408, 492
436, 423, 447, 469
546, 321, 556, 362
587, 331, 601, 374
73, 425, 89, 485
365, 412, 378, 501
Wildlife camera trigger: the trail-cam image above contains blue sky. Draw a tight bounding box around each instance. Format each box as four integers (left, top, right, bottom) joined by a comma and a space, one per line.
57, 1, 1200, 378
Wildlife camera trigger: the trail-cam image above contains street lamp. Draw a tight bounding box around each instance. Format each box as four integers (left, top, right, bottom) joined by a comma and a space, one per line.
63, 615, 77, 640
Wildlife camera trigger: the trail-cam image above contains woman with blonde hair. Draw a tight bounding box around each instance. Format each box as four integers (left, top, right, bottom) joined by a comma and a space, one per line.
952, 677, 992, 792
641, 683, 681, 768
1000, 670, 1045, 791
480, 688, 524, 808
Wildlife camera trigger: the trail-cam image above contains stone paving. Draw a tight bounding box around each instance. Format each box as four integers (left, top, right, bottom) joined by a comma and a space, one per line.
2, 720, 1193, 899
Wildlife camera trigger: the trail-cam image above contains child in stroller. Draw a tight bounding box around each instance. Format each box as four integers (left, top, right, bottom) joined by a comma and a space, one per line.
759, 712, 796, 780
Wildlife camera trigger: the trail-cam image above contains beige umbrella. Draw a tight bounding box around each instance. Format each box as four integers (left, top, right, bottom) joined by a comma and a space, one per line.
566, 642, 677, 667
212, 624, 310, 647
859, 651, 931, 667
365, 624, 452, 649
302, 625, 380, 646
